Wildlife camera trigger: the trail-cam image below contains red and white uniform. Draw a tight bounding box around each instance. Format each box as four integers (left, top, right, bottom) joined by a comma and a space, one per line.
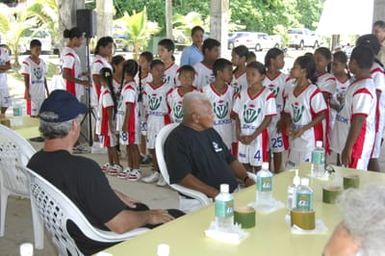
203, 84, 235, 148
316, 72, 337, 96
0, 47, 11, 108
193, 62, 215, 90
61, 46, 83, 100
135, 73, 153, 126
370, 62, 385, 158
231, 71, 248, 94
164, 63, 179, 88
112, 78, 122, 96
233, 88, 277, 166
116, 81, 140, 145
167, 87, 199, 123
263, 72, 288, 153
330, 77, 351, 130
91, 55, 112, 107
96, 87, 117, 147
284, 83, 327, 167
143, 82, 173, 149
21, 57, 47, 116
330, 77, 376, 170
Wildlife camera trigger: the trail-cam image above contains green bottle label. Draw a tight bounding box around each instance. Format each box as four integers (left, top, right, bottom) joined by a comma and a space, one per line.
215, 200, 234, 218
257, 176, 272, 192
311, 151, 324, 165
296, 193, 312, 211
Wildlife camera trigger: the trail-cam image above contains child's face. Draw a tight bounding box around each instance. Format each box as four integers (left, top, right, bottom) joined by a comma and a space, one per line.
231, 52, 245, 66
246, 67, 264, 86
30, 46, 41, 57
151, 64, 165, 81
332, 60, 346, 75
272, 54, 285, 70
73, 36, 84, 48
179, 70, 195, 87
290, 63, 306, 79
99, 43, 113, 57
373, 25, 385, 42
219, 65, 234, 83
158, 45, 173, 61
192, 30, 204, 47
113, 61, 124, 75
348, 59, 359, 76
314, 52, 330, 73
138, 56, 150, 69
206, 46, 220, 62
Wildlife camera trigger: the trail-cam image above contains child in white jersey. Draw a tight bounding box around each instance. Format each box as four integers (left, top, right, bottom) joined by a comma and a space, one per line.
111, 55, 125, 96
96, 68, 121, 174
21, 40, 49, 118
193, 38, 220, 90
331, 45, 377, 170
231, 45, 249, 94
263, 48, 288, 173
167, 65, 199, 123
283, 55, 327, 168
116, 60, 142, 181
233, 61, 277, 171
158, 39, 178, 88
203, 58, 235, 150
141, 60, 173, 186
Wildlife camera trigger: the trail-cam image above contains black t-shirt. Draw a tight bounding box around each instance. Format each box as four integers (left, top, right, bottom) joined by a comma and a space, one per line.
27, 150, 126, 254
164, 124, 239, 193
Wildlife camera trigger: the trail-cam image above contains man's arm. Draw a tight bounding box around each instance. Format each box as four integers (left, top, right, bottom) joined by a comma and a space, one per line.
179, 173, 219, 198
230, 160, 255, 187
62, 68, 90, 86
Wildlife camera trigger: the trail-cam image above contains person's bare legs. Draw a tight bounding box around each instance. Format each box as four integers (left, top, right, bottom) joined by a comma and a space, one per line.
140, 135, 147, 156
110, 146, 120, 166
368, 158, 380, 172
149, 149, 159, 171
129, 144, 141, 170
126, 145, 133, 169
273, 152, 282, 174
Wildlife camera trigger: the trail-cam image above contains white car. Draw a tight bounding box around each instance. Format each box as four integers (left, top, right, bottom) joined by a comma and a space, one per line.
228, 32, 282, 51
288, 28, 319, 49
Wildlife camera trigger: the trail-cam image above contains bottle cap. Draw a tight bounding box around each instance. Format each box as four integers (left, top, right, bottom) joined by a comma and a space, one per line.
293, 169, 300, 186
19, 243, 33, 256
301, 178, 310, 186
316, 141, 323, 148
262, 162, 269, 170
157, 243, 170, 256
220, 184, 229, 193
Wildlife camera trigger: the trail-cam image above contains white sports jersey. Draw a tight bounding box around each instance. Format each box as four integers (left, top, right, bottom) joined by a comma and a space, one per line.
21, 57, 47, 99
233, 87, 277, 165
231, 71, 247, 94
371, 62, 385, 158
0, 47, 10, 89
284, 83, 327, 153
330, 77, 351, 129
112, 78, 122, 96
330, 77, 376, 169
91, 55, 112, 106
135, 73, 153, 92
167, 87, 199, 123
164, 63, 179, 88
193, 62, 215, 90
61, 46, 83, 99
96, 86, 115, 136
316, 72, 336, 96
203, 84, 235, 148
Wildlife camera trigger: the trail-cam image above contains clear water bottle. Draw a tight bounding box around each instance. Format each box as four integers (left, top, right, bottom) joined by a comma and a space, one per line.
295, 178, 313, 211
215, 184, 234, 230
157, 243, 170, 256
311, 141, 325, 177
287, 169, 300, 210
256, 162, 273, 206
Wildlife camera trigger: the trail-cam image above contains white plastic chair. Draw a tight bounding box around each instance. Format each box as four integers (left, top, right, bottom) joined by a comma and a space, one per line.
0, 124, 44, 249
20, 165, 149, 256
155, 123, 212, 212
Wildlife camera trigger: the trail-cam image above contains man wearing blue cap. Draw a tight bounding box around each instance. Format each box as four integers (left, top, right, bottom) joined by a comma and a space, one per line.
27, 90, 183, 254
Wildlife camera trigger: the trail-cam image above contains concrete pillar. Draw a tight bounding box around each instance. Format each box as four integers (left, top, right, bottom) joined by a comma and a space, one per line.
210, 0, 230, 57
373, 0, 385, 22
165, 0, 174, 40
96, 0, 113, 38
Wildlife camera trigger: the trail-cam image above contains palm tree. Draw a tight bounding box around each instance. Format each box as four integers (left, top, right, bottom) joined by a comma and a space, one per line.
114, 7, 160, 59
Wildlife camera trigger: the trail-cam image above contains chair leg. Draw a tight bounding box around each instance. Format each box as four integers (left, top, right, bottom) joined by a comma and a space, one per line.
30, 200, 44, 249
0, 190, 9, 237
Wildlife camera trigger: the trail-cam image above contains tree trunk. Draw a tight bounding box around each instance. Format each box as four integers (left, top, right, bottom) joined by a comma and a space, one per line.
165, 0, 173, 40
96, 0, 113, 38
210, 0, 229, 57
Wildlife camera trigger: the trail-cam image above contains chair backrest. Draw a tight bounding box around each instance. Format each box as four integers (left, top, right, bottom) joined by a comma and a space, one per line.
155, 123, 211, 206
0, 124, 36, 196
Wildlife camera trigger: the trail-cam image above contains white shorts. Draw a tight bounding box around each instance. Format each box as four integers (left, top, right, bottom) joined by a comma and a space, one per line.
146, 115, 166, 149
99, 134, 118, 148
119, 131, 140, 145
0, 87, 11, 108
238, 143, 267, 167
269, 130, 286, 153
286, 150, 311, 168
27, 97, 45, 116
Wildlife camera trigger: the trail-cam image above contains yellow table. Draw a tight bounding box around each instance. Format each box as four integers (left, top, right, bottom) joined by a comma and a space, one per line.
105, 165, 385, 256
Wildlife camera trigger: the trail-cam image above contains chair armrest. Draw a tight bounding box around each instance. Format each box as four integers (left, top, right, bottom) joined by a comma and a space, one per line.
91, 227, 150, 243
171, 184, 212, 206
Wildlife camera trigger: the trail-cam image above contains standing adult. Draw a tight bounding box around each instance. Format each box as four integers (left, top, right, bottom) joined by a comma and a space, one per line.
373, 20, 385, 64
61, 27, 90, 101
180, 26, 204, 66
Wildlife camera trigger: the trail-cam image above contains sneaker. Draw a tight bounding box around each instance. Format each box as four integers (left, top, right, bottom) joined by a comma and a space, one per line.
117, 167, 130, 179
156, 174, 167, 187
101, 163, 111, 173
127, 169, 142, 181
141, 171, 160, 183
73, 144, 90, 154
140, 155, 152, 165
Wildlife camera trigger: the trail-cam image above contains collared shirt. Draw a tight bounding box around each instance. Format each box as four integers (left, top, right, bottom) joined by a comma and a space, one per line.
378, 39, 385, 65
180, 44, 203, 66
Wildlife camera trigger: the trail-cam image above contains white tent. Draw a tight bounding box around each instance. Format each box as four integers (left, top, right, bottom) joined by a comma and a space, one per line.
317, 0, 374, 35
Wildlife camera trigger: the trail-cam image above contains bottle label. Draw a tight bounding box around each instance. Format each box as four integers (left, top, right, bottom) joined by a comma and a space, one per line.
215, 200, 234, 218
311, 150, 324, 165
257, 176, 272, 192
296, 193, 312, 211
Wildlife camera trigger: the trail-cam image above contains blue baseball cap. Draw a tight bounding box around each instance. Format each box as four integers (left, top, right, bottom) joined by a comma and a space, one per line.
39, 90, 87, 122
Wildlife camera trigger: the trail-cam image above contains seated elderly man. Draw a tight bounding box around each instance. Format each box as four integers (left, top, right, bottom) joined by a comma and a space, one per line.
27, 90, 184, 255
164, 92, 254, 198
323, 184, 385, 256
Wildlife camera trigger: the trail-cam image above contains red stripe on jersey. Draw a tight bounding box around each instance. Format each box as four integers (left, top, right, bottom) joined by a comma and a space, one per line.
267, 92, 275, 100
248, 87, 265, 100
262, 129, 269, 162
231, 142, 238, 158
351, 119, 366, 159
266, 72, 282, 81
95, 81, 101, 100
210, 83, 229, 97
326, 77, 336, 82
26, 99, 31, 116
310, 90, 325, 148
101, 106, 110, 135
103, 135, 111, 148
164, 114, 171, 125
353, 88, 373, 98
371, 67, 385, 74
349, 157, 359, 169
127, 102, 136, 144
375, 95, 380, 132
95, 59, 103, 65
64, 67, 76, 96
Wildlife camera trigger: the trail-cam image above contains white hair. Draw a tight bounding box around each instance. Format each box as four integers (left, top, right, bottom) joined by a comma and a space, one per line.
39, 112, 82, 139
338, 184, 385, 255
182, 91, 210, 117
